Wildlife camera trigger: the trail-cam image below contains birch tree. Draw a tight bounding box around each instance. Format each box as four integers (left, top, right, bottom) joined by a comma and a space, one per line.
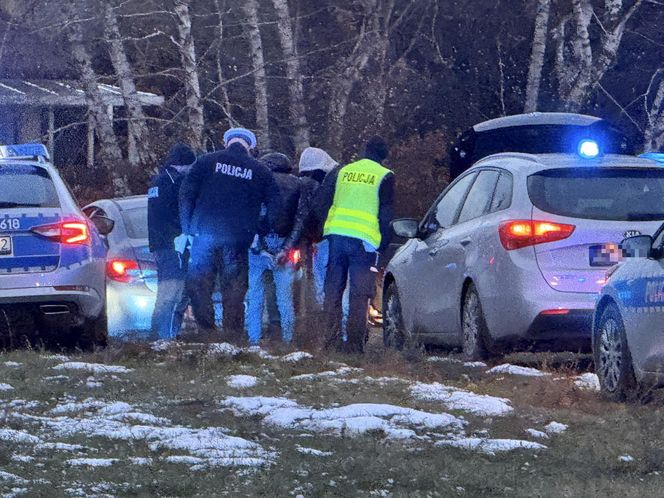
554, 0, 643, 111
241, 0, 271, 149
271, 0, 310, 154
523, 0, 551, 113
103, 0, 155, 167
644, 69, 664, 152
173, 0, 205, 150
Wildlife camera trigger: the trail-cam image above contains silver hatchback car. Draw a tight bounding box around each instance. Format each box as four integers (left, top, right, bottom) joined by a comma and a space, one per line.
383, 152, 664, 359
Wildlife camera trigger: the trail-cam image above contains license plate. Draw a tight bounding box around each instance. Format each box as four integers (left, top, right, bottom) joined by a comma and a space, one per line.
0, 236, 12, 257
589, 243, 621, 267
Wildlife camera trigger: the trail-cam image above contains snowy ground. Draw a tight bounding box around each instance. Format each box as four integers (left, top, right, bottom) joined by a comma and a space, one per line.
0, 336, 661, 497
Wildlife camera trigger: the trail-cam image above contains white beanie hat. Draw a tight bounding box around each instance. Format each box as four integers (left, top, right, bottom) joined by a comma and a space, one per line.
298, 147, 338, 173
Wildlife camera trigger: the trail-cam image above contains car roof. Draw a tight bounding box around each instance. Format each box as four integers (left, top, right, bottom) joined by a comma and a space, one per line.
473, 112, 602, 133
472, 153, 662, 175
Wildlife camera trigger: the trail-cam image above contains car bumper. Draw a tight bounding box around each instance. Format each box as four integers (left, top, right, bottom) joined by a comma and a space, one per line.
107, 281, 156, 336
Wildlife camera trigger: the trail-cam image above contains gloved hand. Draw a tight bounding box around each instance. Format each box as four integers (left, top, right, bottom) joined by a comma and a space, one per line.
174, 234, 192, 254
275, 250, 289, 266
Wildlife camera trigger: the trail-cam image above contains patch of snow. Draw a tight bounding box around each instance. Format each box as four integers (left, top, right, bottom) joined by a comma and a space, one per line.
526, 429, 549, 439
226, 375, 258, 389
51, 399, 107, 415
0, 471, 28, 484
486, 364, 549, 377
574, 373, 600, 392
0, 383, 14, 391
545, 421, 568, 434
410, 382, 513, 417
10, 455, 34, 463
42, 375, 69, 382
281, 351, 314, 362
463, 361, 487, 368
164, 455, 206, 465
291, 366, 363, 381
41, 354, 70, 362
129, 457, 153, 466
4, 487, 28, 498
427, 356, 461, 364
207, 342, 242, 356
150, 340, 172, 352
295, 445, 333, 457
52, 362, 133, 374
86, 377, 103, 388
67, 458, 118, 467
246, 346, 277, 360
619, 455, 635, 463
4, 361, 22, 367
436, 438, 547, 455
35, 442, 89, 452
0, 428, 41, 444
221, 396, 465, 439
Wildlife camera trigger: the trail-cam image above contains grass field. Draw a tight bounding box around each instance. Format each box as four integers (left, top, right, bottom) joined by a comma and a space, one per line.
1, 332, 664, 497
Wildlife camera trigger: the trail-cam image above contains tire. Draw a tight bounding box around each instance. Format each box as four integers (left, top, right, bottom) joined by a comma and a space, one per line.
75, 311, 109, 351
383, 284, 408, 350
461, 284, 490, 361
594, 303, 637, 402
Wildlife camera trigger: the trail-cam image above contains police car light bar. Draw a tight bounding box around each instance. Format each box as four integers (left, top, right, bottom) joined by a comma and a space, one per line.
0, 143, 50, 161
640, 152, 664, 164
577, 139, 600, 159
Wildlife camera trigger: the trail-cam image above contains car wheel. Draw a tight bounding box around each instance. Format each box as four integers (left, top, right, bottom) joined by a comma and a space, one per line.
462, 284, 490, 361
76, 311, 109, 351
383, 284, 408, 350
595, 303, 637, 401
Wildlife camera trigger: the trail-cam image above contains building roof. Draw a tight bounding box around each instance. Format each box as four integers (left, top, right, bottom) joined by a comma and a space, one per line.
0, 79, 164, 107
473, 112, 601, 132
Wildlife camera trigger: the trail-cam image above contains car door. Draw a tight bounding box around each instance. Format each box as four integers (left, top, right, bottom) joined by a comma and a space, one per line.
429, 169, 501, 334
406, 172, 477, 334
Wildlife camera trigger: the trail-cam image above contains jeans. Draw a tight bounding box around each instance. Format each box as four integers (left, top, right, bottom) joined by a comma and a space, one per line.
245, 235, 296, 344
312, 239, 349, 337
188, 236, 248, 334
323, 235, 375, 352
151, 249, 188, 340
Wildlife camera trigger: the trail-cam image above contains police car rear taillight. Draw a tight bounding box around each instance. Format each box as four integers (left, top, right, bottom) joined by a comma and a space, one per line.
31, 220, 91, 245
106, 259, 140, 283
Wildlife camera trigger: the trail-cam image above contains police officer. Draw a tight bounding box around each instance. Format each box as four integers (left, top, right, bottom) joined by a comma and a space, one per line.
147, 143, 196, 340
315, 137, 395, 353
246, 152, 302, 344
179, 128, 281, 337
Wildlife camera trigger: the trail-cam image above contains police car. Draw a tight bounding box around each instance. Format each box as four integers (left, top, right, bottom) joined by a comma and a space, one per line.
0, 144, 111, 349
593, 225, 664, 400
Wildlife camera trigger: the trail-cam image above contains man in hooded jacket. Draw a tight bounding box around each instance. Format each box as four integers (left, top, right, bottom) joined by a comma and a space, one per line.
148, 143, 196, 340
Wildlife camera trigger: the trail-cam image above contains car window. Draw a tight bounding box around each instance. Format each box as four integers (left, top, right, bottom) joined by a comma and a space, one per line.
457, 170, 500, 224
654, 225, 664, 250
121, 207, 148, 239
0, 164, 59, 208
490, 172, 513, 212
434, 173, 476, 229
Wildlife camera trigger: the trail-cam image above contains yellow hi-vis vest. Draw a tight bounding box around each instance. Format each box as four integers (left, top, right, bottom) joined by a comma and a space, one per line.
323, 159, 391, 249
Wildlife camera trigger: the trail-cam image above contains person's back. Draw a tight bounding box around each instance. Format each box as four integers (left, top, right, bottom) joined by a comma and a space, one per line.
261, 153, 301, 238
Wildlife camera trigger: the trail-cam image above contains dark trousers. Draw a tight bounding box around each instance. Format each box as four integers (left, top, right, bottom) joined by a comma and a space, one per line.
151, 249, 189, 340
323, 235, 375, 352
188, 236, 248, 335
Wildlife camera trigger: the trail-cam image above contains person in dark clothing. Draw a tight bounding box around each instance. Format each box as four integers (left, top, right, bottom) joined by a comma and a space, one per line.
246, 152, 302, 344
147, 143, 196, 340
179, 128, 281, 336
314, 136, 395, 353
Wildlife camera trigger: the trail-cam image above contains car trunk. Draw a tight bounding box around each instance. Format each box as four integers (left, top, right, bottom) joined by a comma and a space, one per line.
131, 240, 157, 292
528, 166, 664, 294
0, 208, 62, 274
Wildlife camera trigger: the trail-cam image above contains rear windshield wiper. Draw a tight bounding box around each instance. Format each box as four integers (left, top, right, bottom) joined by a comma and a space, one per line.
0, 202, 44, 208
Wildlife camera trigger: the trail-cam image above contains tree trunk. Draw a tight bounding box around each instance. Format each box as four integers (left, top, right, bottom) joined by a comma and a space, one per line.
104, 1, 155, 167
644, 74, 664, 152
174, 0, 205, 151
565, 0, 594, 111
524, 0, 551, 113
66, 19, 129, 196
213, 0, 235, 130
241, 0, 271, 150
271, 0, 310, 155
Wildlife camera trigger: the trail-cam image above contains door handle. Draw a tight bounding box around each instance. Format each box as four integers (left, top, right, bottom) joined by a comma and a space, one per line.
460, 238, 471, 247
428, 239, 449, 256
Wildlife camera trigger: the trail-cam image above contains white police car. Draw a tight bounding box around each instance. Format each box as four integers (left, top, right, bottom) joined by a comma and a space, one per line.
0, 144, 112, 349
593, 224, 664, 400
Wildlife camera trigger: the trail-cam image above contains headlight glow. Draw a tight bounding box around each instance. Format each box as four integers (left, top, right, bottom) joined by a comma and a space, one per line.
578, 139, 600, 159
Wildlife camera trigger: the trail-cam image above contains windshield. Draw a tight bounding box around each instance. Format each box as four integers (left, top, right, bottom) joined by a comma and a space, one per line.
528, 168, 664, 221
121, 207, 148, 239
0, 164, 59, 208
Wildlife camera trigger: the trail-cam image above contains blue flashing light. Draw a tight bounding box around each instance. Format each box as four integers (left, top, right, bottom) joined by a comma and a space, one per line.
0, 143, 50, 161
640, 152, 664, 164
578, 139, 600, 159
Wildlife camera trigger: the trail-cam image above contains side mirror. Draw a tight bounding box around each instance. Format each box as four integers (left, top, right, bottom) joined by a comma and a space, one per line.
621, 235, 654, 259
392, 218, 419, 239
91, 215, 115, 236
